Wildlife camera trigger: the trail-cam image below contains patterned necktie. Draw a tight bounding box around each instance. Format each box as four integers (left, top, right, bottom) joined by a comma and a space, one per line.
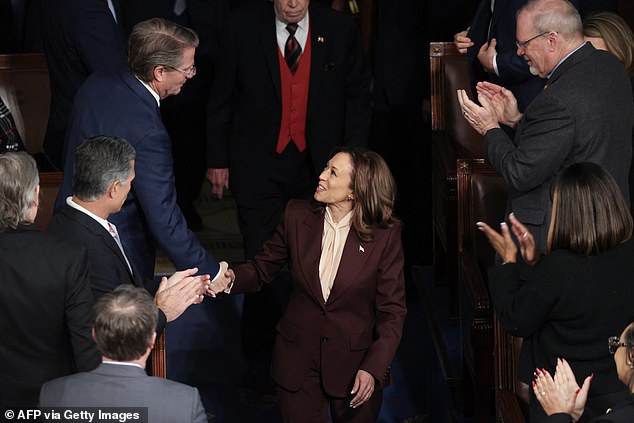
108, 222, 133, 274
284, 23, 302, 74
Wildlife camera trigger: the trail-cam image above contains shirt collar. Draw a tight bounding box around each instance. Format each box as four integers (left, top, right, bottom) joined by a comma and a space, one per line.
274, 8, 309, 34
102, 361, 145, 369
66, 196, 111, 233
324, 207, 353, 230
135, 76, 161, 107
546, 41, 587, 79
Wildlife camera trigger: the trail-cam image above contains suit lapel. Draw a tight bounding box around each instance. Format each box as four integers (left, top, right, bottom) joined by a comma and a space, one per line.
326, 228, 375, 304
548, 43, 593, 86
296, 207, 327, 303
261, 10, 282, 104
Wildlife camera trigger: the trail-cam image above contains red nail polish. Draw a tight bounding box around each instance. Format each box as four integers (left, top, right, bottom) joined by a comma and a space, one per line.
532, 381, 536, 388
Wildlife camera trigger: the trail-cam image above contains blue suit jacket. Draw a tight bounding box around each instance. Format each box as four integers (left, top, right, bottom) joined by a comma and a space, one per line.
55, 70, 219, 280
41, 0, 126, 168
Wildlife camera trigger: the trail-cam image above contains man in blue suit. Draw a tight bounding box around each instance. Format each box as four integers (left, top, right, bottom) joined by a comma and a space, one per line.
56, 18, 221, 284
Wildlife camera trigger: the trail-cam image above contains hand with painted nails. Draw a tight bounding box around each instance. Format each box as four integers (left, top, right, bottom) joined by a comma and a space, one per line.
554, 358, 592, 422
475, 219, 517, 264
533, 358, 592, 420
508, 213, 538, 265
349, 369, 375, 409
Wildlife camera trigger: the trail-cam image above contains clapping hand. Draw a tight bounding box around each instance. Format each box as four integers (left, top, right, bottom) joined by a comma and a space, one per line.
476, 220, 518, 264
533, 358, 592, 421
476, 214, 539, 266
508, 213, 538, 265
206, 261, 235, 297
155, 267, 211, 322
475, 81, 522, 127
457, 89, 500, 135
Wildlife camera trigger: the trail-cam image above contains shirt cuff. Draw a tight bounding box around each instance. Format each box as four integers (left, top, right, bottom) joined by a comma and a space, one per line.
492, 53, 500, 76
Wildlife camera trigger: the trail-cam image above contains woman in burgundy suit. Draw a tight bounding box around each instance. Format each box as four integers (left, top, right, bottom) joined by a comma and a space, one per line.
209, 147, 406, 422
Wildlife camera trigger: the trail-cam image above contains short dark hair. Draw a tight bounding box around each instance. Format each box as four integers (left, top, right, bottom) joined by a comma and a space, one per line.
0, 152, 39, 229
73, 135, 136, 201
549, 162, 632, 255
128, 18, 199, 83
325, 147, 398, 242
92, 285, 158, 361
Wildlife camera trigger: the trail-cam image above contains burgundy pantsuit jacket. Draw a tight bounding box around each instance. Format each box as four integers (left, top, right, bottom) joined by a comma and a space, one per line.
230, 200, 406, 396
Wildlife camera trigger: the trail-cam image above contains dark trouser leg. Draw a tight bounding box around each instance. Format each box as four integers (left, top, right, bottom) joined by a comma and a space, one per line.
236, 143, 315, 393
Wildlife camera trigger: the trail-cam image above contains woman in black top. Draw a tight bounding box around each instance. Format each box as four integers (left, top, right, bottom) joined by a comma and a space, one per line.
477, 162, 634, 423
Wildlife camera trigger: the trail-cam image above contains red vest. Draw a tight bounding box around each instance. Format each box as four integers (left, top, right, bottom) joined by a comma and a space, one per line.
276, 30, 312, 153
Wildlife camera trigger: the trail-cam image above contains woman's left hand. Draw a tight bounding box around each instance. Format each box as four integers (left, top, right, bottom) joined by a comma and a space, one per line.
349, 369, 375, 409
476, 220, 518, 264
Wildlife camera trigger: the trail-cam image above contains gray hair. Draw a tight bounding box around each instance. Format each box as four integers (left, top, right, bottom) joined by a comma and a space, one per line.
128, 18, 199, 83
519, 0, 582, 40
73, 136, 136, 202
92, 285, 158, 361
0, 152, 39, 229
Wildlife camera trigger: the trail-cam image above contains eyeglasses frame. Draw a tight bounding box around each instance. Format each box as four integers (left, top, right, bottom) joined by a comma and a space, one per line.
515, 31, 550, 50
161, 64, 197, 78
609, 336, 632, 354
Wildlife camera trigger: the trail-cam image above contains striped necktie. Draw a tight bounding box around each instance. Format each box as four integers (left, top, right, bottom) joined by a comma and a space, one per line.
285, 23, 302, 74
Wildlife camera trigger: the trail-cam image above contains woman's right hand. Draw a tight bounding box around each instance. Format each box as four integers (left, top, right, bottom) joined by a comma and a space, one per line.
476, 220, 518, 264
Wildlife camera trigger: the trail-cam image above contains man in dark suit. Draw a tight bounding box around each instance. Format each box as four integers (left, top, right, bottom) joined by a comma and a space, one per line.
40, 0, 126, 169
0, 152, 100, 408
207, 0, 371, 393
40, 285, 207, 423
49, 136, 212, 333
55, 18, 221, 284
453, 0, 567, 112
458, 0, 633, 255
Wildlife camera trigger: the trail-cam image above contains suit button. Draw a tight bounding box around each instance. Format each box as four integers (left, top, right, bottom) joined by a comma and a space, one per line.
321, 336, 329, 343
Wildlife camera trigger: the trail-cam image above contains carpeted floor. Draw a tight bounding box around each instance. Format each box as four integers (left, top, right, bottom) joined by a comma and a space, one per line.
156, 187, 449, 422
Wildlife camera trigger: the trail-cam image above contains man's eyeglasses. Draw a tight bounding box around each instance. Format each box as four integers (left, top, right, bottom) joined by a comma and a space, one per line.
608, 336, 631, 354
515, 31, 549, 50
162, 64, 197, 78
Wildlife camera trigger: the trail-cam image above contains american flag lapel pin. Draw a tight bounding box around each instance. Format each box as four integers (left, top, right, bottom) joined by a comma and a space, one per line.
359, 245, 365, 253
317, 36, 325, 43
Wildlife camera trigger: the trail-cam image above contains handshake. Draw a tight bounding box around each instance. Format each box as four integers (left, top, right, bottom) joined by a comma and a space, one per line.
206, 261, 235, 297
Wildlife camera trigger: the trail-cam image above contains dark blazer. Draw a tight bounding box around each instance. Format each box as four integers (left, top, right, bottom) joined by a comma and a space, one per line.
230, 200, 406, 396
48, 204, 142, 299
484, 44, 633, 253
41, 0, 126, 168
55, 70, 220, 281
207, 2, 371, 203
47, 205, 167, 332
39, 363, 207, 423
466, 0, 552, 111
547, 396, 634, 423
0, 225, 100, 407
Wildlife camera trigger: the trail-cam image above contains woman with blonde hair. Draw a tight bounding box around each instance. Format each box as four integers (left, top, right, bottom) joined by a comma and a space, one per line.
583, 12, 634, 75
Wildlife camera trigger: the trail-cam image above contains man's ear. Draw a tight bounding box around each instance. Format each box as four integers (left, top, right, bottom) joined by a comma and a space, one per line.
108, 180, 121, 198
149, 332, 157, 350
153, 66, 165, 82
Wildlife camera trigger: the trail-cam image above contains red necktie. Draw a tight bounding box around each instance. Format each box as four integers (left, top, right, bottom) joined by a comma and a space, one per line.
285, 24, 302, 74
